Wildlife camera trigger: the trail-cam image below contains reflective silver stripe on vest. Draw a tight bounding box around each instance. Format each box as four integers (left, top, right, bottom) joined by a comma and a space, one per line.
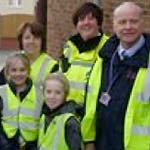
19, 86, 42, 130
71, 60, 93, 67
70, 81, 92, 92
68, 60, 94, 93
39, 147, 46, 150
64, 44, 71, 58
3, 108, 18, 116
132, 125, 150, 135
39, 147, 47, 150
36, 57, 51, 84
20, 107, 40, 118
2, 120, 18, 127
138, 92, 150, 103
0, 85, 18, 128
52, 117, 64, 150
139, 52, 150, 102
20, 86, 43, 118
19, 122, 38, 130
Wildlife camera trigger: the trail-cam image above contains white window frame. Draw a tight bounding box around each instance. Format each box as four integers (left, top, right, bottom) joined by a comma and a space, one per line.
9, 0, 22, 8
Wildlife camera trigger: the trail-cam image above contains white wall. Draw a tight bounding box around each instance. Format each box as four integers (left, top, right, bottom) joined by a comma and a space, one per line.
0, 0, 36, 15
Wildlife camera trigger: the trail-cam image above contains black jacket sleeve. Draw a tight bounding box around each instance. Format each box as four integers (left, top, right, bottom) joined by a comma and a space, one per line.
0, 97, 19, 149
0, 96, 10, 149
0, 96, 21, 150
65, 117, 83, 150
0, 68, 7, 85
0, 97, 3, 113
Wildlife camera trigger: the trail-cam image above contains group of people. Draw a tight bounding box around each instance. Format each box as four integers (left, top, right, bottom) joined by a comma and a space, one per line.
0, 1, 150, 150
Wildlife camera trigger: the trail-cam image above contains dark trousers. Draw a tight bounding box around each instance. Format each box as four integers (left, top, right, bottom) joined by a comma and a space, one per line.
0, 134, 19, 150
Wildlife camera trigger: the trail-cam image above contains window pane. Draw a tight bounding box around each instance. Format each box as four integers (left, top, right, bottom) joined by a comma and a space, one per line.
9, 0, 22, 6
18, 0, 22, 5
9, 0, 14, 5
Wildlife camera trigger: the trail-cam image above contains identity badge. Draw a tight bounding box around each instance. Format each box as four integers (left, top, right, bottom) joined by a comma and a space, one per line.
99, 92, 111, 106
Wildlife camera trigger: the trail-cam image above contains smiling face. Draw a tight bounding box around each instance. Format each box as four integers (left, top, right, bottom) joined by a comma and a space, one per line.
44, 79, 65, 110
113, 2, 143, 48
6, 57, 29, 89
22, 27, 42, 57
73, 2, 103, 41
76, 13, 100, 41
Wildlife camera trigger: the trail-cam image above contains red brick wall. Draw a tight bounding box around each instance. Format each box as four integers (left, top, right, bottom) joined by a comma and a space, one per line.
101, 0, 150, 34
47, 0, 150, 59
47, 0, 90, 59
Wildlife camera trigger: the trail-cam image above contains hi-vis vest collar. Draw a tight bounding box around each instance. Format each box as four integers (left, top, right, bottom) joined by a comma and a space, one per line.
64, 34, 108, 61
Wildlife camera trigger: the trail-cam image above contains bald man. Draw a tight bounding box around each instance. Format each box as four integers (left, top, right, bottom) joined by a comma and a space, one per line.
88, 2, 150, 150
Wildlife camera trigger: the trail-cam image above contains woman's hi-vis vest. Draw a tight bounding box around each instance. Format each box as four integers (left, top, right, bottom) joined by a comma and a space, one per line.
81, 57, 103, 142
38, 113, 74, 150
0, 84, 43, 141
30, 53, 57, 86
64, 34, 108, 105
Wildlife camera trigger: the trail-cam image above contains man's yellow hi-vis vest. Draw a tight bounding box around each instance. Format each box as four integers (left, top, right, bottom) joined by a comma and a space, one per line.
86, 57, 150, 149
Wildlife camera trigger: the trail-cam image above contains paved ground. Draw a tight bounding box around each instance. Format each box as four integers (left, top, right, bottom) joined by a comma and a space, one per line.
0, 50, 16, 69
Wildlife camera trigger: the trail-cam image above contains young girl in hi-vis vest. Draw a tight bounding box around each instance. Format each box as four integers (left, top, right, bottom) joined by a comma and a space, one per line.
0, 52, 43, 150
38, 72, 83, 150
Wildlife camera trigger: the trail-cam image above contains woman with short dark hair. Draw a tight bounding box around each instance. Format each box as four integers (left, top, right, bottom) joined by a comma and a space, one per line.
61, 2, 108, 150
